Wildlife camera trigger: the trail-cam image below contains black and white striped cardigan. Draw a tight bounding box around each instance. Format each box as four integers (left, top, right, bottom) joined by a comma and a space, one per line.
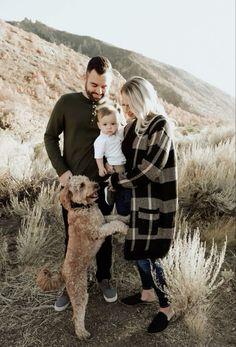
111, 115, 178, 260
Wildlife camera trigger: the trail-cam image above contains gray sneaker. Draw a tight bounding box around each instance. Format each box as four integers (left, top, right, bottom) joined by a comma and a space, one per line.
54, 289, 70, 312
104, 186, 115, 206
99, 279, 117, 303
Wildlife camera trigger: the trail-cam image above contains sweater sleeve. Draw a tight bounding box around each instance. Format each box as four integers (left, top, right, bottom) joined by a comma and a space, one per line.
44, 96, 69, 176
112, 120, 173, 189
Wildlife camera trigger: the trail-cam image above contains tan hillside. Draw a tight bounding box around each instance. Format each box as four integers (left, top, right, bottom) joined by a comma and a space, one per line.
1, 18, 228, 146
0, 19, 124, 143
9, 18, 235, 124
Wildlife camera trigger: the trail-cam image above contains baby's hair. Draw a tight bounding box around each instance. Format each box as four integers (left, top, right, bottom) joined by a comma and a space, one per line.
96, 105, 118, 122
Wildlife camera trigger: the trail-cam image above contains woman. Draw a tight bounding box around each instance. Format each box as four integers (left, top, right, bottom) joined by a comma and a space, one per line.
109, 76, 178, 333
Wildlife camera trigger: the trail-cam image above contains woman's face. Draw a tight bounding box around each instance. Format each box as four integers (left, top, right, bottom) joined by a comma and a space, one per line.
121, 93, 136, 122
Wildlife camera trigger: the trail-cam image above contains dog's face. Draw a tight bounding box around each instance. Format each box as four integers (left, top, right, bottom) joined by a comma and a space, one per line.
68, 175, 99, 205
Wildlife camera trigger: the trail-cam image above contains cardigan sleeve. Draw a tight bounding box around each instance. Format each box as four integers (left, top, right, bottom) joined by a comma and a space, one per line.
112, 120, 174, 189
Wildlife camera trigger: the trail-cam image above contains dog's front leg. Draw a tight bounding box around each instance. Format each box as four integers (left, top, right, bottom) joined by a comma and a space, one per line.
99, 220, 128, 238
66, 271, 90, 340
105, 214, 130, 224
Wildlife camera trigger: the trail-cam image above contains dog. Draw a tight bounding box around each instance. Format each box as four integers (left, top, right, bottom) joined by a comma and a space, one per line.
36, 175, 128, 340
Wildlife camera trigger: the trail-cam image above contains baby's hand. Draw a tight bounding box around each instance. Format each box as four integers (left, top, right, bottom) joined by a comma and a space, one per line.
99, 168, 108, 177
105, 163, 115, 174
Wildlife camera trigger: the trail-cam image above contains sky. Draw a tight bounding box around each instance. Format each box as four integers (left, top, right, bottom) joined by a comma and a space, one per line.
1, 0, 235, 97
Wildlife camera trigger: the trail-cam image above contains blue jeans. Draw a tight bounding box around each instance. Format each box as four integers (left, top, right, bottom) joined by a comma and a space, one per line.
115, 188, 132, 216
137, 259, 169, 308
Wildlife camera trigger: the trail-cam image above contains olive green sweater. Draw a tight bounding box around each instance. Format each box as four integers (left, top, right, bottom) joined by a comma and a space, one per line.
44, 92, 101, 181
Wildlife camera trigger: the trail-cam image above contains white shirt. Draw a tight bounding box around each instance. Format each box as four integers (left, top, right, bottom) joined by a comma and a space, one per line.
94, 128, 126, 165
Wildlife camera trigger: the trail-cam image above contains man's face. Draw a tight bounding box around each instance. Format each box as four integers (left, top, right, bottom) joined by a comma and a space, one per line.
85, 69, 112, 102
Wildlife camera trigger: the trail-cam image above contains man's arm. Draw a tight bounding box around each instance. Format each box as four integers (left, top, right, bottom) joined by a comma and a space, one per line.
44, 96, 69, 176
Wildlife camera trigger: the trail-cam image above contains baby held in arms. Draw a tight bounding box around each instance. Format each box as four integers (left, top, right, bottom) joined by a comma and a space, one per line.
94, 104, 126, 177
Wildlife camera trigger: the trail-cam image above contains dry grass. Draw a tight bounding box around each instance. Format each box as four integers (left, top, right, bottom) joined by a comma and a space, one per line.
202, 216, 236, 246
16, 204, 51, 265
3, 178, 62, 266
15, 181, 63, 266
0, 230, 8, 275
0, 96, 235, 344
160, 227, 227, 339
176, 125, 235, 148
0, 213, 235, 346
0, 175, 42, 211
184, 305, 209, 341
178, 136, 236, 222
36, 181, 61, 218
5, 195, 32, 217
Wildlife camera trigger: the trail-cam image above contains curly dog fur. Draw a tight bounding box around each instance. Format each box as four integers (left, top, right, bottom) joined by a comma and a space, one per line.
37, 175, 128, 339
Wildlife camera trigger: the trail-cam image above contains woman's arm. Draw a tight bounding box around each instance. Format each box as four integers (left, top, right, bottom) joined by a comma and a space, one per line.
111, 120, 174, 189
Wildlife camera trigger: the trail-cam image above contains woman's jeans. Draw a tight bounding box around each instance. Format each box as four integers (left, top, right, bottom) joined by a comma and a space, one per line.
115, 187, 169, 307
115, 187, 132, 216
137, 259, 169, 308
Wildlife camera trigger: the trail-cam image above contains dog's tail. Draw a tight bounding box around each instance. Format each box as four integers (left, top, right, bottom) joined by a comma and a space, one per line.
36, 268, 64, 291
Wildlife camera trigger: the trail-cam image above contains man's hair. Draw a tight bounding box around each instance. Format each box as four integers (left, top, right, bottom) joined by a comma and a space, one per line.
86, 56, 112, 74
96, 105, 118, 122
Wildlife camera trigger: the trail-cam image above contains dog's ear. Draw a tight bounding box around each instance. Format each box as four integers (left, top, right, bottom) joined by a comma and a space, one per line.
60, 186, 72, 210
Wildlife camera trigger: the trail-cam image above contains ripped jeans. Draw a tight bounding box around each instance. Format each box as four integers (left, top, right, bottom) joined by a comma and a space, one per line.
137, 259, 169, 308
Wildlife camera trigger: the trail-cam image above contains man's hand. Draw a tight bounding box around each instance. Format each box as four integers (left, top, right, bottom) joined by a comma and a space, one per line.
59, 170, 72, 186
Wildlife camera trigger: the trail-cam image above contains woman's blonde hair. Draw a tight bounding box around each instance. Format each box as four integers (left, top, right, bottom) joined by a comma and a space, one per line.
121, 76, 166, 136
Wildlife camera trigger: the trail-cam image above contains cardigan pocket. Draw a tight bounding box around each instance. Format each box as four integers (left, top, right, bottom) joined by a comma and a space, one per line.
137, 208, 160, 235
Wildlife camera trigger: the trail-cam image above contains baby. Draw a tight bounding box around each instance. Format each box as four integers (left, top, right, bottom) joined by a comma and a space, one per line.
94, 104, 126, 177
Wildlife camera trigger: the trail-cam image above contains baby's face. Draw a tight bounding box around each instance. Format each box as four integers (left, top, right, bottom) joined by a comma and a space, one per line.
97, 113, 118, 136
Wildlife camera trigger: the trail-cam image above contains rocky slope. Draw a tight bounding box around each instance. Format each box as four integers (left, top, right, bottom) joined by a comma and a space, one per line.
9, 18, 235, 123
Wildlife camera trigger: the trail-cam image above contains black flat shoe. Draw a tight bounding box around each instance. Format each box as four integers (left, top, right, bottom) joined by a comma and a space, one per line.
147, 312, 169, 333
121, 293, 155, 305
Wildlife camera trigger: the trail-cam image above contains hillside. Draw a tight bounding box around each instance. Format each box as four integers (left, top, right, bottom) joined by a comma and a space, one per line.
0, 19, 124, 141
8, 18, 235, 123
0, 19, 124, 178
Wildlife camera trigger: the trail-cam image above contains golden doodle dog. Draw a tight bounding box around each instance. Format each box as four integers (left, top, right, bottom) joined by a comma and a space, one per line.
37, 175, 128, 340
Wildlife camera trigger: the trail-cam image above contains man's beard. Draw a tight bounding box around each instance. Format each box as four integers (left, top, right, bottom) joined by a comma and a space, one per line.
85, 83, 105, 102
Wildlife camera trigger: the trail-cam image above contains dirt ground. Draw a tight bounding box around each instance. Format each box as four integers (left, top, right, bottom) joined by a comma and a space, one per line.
0, 216, 235, 347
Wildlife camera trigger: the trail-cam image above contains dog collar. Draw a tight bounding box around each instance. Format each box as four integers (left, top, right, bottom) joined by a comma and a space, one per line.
71, 202, 93, 209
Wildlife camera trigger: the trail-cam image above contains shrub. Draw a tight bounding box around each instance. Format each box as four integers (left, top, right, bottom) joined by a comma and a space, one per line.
178, 137, 236, 219
159, 227, 227, 338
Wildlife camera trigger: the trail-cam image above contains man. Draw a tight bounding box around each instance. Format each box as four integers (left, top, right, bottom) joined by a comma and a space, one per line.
44, 56, 117, 311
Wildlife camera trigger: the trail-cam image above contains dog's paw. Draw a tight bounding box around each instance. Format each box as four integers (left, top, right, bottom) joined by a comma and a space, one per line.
105, 214, 130, 224
111, 220, 128, 235
75, 328, 91, 340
